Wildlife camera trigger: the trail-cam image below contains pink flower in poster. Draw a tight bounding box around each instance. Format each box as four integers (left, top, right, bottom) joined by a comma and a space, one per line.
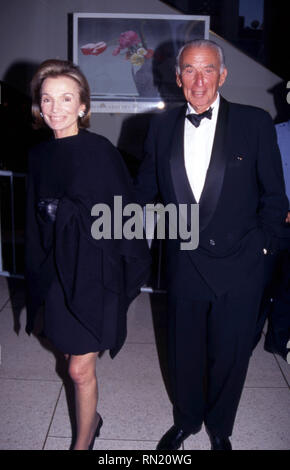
118, 31, 141, 49
112, 46, 121, 56
114, 30, 154, 66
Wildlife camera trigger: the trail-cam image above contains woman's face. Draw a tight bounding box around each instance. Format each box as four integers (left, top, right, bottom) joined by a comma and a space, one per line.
40, 75, 85, 138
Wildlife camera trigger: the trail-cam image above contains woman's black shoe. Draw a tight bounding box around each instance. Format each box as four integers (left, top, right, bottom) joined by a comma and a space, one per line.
88, 414, 103, 450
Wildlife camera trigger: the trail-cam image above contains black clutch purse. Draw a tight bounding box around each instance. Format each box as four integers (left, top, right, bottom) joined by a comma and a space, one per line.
37, 198, 59, 223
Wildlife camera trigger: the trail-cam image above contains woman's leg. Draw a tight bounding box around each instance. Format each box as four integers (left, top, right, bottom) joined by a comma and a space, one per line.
68, 352, 100, 450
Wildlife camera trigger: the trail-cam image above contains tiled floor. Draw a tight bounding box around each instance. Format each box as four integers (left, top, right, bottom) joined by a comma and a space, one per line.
0, 275, 289, 450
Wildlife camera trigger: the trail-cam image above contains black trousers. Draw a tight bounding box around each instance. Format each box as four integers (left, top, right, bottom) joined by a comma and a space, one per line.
167, 261, 264, 437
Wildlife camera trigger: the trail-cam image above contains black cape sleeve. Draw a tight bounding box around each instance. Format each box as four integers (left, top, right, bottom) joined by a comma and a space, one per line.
25, 149, 56, 333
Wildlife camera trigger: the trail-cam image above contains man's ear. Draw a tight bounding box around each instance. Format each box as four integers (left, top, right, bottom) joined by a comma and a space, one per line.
219, 67, 228, 88
176, 72, 182, 88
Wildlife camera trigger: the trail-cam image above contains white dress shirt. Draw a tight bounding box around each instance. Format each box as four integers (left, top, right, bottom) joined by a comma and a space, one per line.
184, 93, 220, 202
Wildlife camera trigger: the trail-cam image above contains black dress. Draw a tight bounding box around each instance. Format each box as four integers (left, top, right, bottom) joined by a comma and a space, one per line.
25, 130, 150, 357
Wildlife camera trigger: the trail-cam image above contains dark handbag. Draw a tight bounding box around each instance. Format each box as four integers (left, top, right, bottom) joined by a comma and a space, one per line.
37, 198, 59, 223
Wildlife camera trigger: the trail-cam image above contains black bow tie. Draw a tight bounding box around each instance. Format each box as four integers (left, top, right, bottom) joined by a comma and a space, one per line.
186, 107, 213, 127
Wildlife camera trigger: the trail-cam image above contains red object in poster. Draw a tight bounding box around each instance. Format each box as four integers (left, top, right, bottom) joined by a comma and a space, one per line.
81, 42, 107, 56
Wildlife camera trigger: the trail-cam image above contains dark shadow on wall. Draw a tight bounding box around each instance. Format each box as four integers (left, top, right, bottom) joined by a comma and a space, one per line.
3, 61, 39, 97
117, 113, 152, 178
117, 40, 184, 177
268, 80, 290, 124
1, 61, 51, 308
2, 60, 52, 172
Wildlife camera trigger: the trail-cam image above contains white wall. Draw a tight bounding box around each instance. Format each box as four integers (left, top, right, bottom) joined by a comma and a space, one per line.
0, 0, 178, 87
0, 0, 179, 61
0, 0, 283, 149
0, 0, 178, 146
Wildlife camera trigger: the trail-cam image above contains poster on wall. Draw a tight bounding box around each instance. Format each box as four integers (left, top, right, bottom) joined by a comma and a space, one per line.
73, 13, 209, 113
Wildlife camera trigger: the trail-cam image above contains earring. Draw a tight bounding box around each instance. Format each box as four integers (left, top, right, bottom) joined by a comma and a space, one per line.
78, 110, 85, 118
40, 112, 43, 117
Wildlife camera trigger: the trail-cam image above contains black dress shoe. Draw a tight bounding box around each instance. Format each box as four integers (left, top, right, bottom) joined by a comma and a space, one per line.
156, 426, 191, 450
209, 434, 232, 450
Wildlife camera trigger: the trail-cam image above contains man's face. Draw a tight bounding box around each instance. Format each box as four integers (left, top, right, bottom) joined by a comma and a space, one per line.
176, 46, 227, 113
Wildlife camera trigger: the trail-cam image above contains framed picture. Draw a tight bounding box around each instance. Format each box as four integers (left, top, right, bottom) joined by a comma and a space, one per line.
73, 13, 209, 113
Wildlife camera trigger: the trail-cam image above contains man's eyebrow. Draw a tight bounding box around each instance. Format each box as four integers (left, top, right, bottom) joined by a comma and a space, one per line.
40, 92, 75, 96
181, 63, 193, 69
181, 63, 217, 69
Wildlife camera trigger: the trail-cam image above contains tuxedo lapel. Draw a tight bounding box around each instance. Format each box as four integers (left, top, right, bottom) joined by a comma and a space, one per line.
169, 105, 197, 235
198, 97, 229, 232
169, 98, 230, 235
169, 104, 197, 203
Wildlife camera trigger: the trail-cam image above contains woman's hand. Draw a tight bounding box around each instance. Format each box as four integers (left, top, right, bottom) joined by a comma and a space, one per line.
37, 198, 60, 223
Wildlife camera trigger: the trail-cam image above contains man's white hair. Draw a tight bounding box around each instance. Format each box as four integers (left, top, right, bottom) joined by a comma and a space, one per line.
176, 39, 226, 75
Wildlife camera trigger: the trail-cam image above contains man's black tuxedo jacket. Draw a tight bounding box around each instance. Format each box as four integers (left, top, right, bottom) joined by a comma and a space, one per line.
136, 97, 289, 298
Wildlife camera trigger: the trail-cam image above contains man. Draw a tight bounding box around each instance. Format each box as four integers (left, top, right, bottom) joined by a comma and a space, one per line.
135, 39, 288, 450
262, 119, 290, 358
275, 119, 290, 214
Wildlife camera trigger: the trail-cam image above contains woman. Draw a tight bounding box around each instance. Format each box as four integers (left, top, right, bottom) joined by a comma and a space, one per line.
26, 59, 150, 450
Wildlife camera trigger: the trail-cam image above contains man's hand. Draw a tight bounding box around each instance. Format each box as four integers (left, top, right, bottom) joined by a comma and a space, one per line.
286, 211, 290, 223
